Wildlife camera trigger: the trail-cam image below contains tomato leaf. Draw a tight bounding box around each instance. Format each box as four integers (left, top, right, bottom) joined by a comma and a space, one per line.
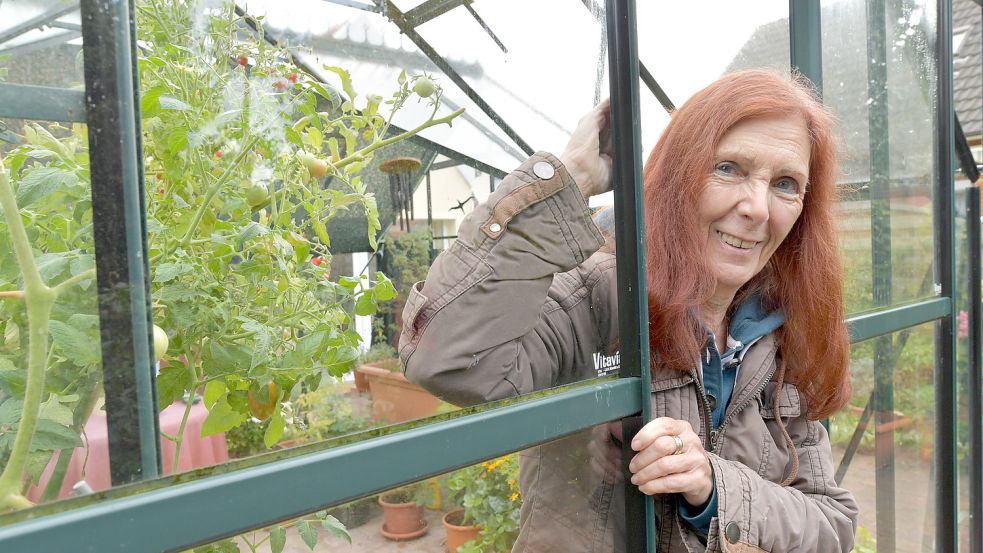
373, 274, 397, 301
36, 252, 71, 282
321, 66, 355, 101
203, 380, 227, 409
268, 526, 286, 553
201, 396, 247, 436
353, 292, 376, 316
320, 514, 352, 544
156, 364, 192, 410
48, 320, 100, 366
159, 95, 192, 111
154, 262, 194, 283
263, 407, 284, 448
16, 167, 79, 208
297, 519, 319, 550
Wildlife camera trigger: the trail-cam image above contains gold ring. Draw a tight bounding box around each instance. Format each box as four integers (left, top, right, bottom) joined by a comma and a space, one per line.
671, 434, 684, 455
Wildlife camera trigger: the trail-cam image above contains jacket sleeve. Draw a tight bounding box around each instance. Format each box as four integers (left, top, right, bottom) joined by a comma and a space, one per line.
695, 418, 859, 553
398, 152, 608, 407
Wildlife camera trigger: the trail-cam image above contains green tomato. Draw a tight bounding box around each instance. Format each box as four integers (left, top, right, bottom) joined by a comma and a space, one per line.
152, 324, 169, 361
245, 183, 269, 207
412, 76, 435, 98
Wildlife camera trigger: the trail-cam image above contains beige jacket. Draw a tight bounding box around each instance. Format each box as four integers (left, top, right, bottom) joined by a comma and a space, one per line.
399, 152, 859, 552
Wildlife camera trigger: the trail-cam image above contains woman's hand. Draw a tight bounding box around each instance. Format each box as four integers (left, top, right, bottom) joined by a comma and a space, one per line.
560, 99, 613, 198
628, 417, 714, 507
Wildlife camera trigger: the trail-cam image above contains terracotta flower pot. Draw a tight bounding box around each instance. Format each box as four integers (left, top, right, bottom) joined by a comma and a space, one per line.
353, 368, 370, 393
442, 508, 480, 553
357, 364, 441, 424
378, 493, 429, 540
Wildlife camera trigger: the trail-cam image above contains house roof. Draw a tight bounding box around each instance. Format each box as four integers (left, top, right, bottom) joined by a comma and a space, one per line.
953, 0, 982, 140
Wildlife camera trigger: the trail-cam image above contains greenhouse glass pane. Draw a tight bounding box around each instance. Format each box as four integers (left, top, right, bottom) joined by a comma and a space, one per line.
636, 0, 789, 113
245, 0, 527, 173
0, 0, 82, 56
413, 0, 609, 155
824, 0, 940, 314
0, 1, 102, 510
194, 428, 631, 552
829, 321, 943, 553
0, 0, 611, 484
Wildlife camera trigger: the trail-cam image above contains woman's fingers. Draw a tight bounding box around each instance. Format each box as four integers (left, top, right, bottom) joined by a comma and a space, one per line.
560, 100, 614, 198
627, 418, 713, 503
630, 417, 693, 452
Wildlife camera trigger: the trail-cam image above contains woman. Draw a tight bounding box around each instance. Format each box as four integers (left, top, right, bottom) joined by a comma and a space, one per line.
399, 69, 858, 552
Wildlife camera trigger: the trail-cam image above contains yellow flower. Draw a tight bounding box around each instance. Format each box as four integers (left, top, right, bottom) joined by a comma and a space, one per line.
484, 458, 506, 472
510, 492, 520, 502
508, 479, 516, 490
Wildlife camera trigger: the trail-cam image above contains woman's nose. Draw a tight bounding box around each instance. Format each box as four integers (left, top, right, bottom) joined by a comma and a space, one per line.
737, 181, 770, 223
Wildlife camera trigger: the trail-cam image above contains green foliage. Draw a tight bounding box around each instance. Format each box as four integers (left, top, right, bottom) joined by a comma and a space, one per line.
374, 227, 433, 344
0, 0, 461, 506
285, 380, 371, 444
360, 342, 399, 371
852, 525, 876, 553
446, 455, 522, 553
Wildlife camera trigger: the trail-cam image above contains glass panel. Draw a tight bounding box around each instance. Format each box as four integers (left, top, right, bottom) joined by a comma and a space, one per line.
194, 429, 628, 552
0, 4, 100, 510
247, 0, 528, 173
824, 0, 939, 314
0, 0, 83, 85
829, 321, 940, 552
636, 0, 789, 110
414, 1, 609, 155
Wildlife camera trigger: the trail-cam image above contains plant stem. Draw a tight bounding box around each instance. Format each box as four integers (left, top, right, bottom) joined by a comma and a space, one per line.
40, 384, 101, 502
179, 135, 260, 246
333, 107, 464, 170
170, 375, 201, 476
0, 154, 57, 510
52, 268, 97, 296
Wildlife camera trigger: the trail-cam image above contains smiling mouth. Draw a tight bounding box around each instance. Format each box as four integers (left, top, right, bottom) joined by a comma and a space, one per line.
717, 231, 758, 250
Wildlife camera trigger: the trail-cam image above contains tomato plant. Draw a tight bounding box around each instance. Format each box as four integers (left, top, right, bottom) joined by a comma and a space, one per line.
0, 0, 462, 512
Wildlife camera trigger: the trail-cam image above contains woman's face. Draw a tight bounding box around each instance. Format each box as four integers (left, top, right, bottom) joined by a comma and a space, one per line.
697, 116, 811, 304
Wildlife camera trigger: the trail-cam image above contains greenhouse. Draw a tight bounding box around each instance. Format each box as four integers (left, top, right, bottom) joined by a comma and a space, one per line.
0, 0, 980, 551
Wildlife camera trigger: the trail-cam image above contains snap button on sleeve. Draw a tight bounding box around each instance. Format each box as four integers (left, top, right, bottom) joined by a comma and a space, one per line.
489, 223, 502, 233
533, 161, 556, 179
725, 521, 741, 544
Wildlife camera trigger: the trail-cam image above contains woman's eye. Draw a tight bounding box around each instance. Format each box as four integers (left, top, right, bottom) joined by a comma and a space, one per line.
774, 177, 800, 194
714, 162, 737, 175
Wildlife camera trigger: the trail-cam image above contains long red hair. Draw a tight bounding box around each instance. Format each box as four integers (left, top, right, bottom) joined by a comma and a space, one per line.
643, 69, 850, 420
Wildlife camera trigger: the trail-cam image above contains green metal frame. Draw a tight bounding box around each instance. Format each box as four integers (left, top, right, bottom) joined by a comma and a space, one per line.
0, 1, 972, 551
0, 379, 640, 552
0, 83, 85, 123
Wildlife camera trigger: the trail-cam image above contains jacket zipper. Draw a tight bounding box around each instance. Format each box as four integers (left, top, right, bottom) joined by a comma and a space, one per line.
690, 368, 715, 451
708, 360, 778, 454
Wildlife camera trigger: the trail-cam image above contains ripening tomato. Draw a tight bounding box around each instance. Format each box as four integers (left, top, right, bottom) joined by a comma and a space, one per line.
236, 54, 249, 66
311, 256, 323, 266
247, 382, 278, 421
287, 72, 299, 83
298, 151, 328, 179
